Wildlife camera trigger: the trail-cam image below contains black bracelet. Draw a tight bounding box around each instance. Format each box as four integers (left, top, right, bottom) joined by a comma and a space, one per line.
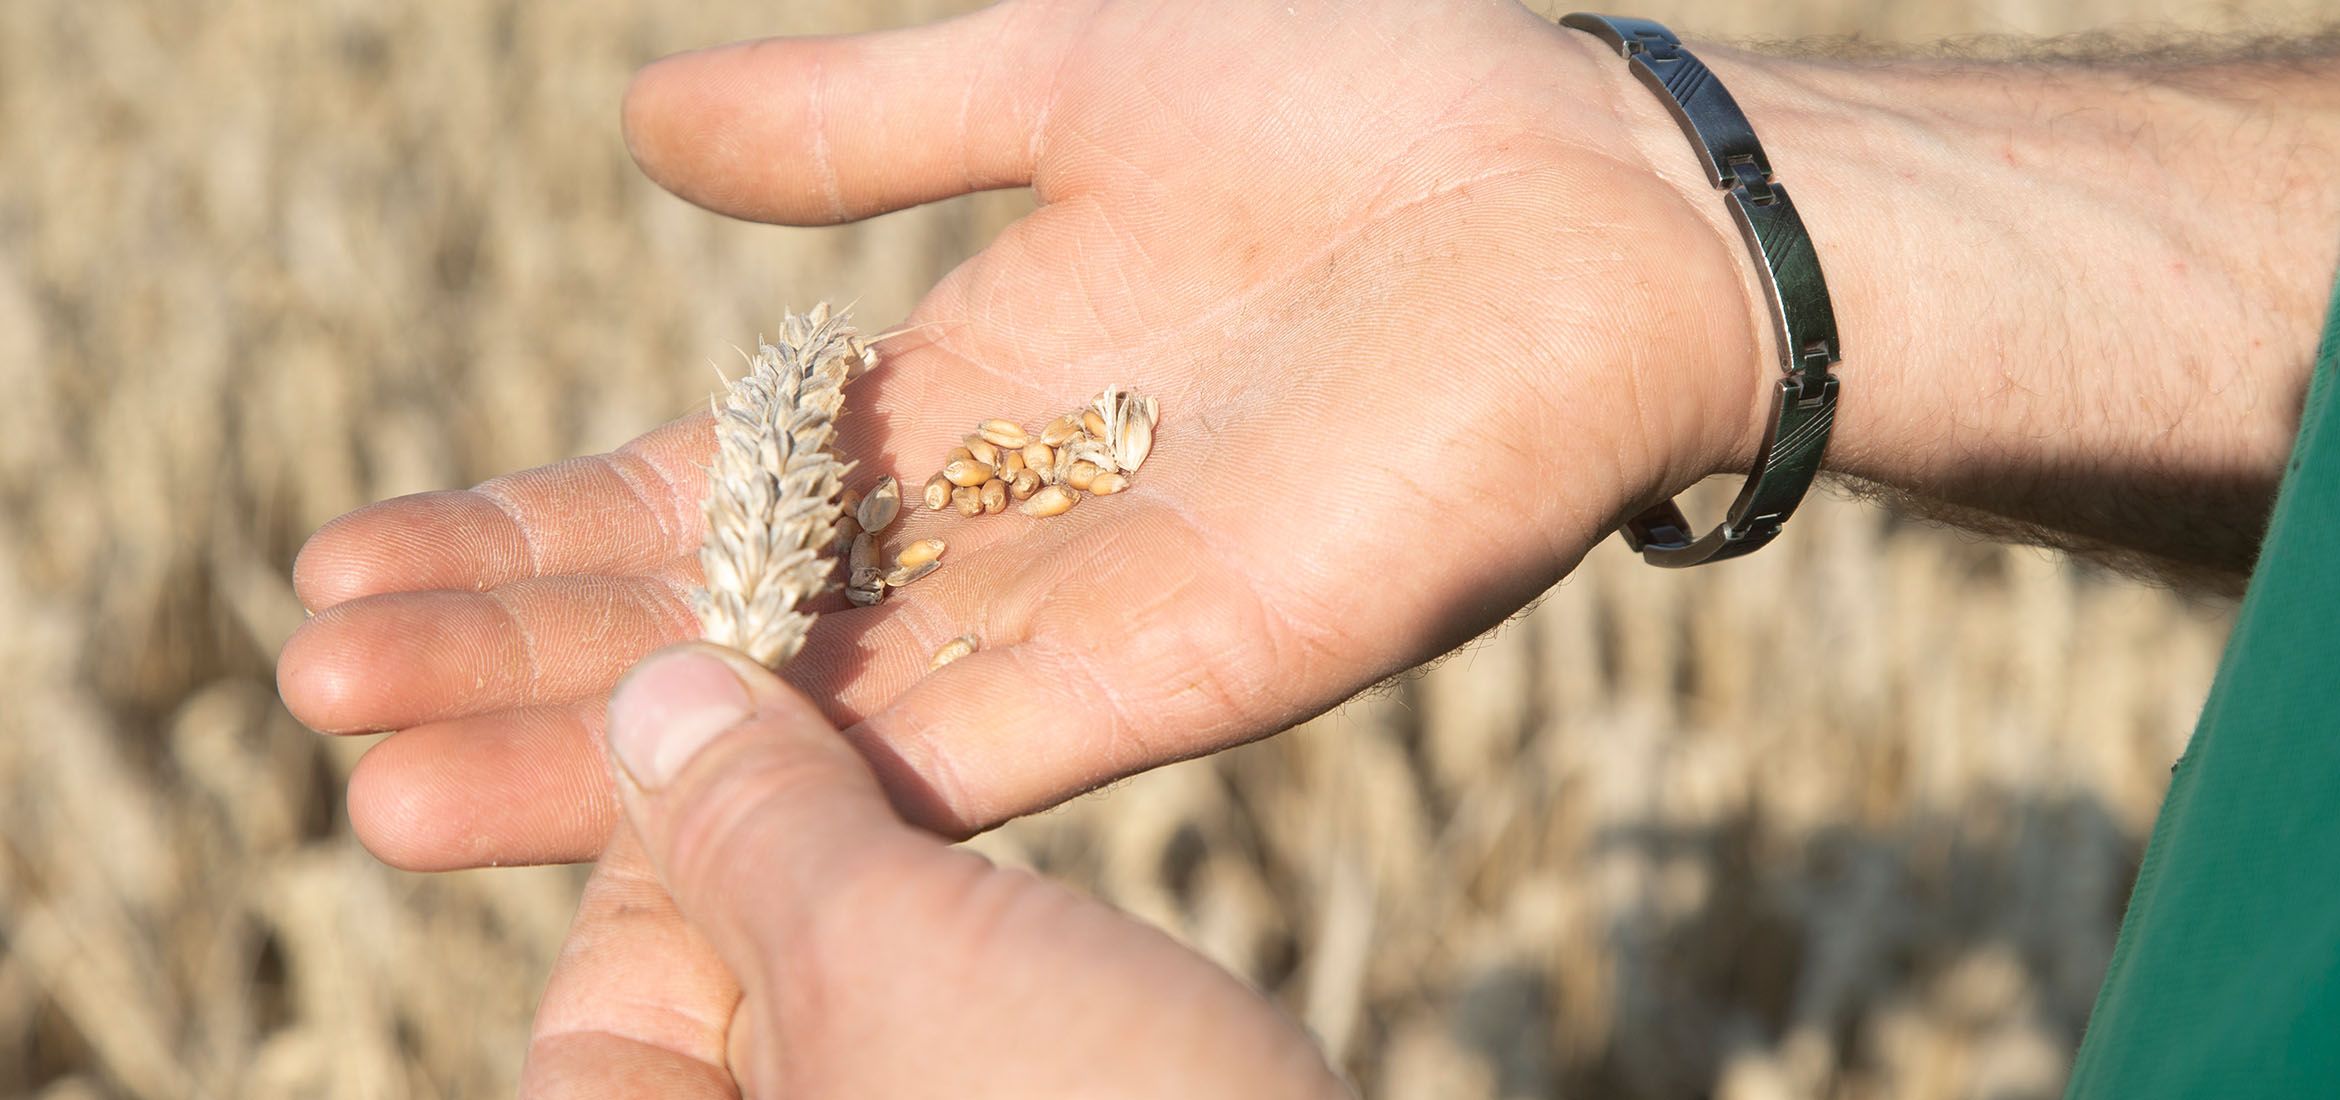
1562, 13, 1842, 567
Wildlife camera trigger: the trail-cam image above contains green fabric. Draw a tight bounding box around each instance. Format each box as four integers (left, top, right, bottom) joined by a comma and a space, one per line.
2065, 266, 2340, 1097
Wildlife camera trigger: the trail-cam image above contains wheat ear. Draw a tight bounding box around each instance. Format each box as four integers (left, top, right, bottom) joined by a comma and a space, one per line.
693, 303, 866, 669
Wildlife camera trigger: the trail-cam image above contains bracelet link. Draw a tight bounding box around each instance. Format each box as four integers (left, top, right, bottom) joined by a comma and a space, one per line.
1726, 158, 1776, 205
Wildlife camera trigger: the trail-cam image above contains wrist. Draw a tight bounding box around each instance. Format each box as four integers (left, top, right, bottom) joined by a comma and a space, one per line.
1693, 44, 2340, 573
1476, 25, 1775, 548
1469, 21, 2338, 575
1531, 26, 1836, 558
1550, 31, 1775, 481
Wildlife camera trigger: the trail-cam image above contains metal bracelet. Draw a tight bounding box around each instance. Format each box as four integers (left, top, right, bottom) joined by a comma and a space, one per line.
1562, 13, 1843, 567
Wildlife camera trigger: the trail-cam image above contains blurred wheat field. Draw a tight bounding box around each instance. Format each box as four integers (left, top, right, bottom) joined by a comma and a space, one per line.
0, 0, 2324, 1097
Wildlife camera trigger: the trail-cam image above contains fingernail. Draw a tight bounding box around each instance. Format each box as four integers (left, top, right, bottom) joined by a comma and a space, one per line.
608, 648, 755, 790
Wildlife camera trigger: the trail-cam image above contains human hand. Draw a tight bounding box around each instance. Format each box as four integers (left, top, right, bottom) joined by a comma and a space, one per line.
520, 644, 1347, 1098
276, 0, 1770, 868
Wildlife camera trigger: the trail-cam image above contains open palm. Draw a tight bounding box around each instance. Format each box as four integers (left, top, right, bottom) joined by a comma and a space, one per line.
278, 0, 1752, 868
276, 0, 1768, 1091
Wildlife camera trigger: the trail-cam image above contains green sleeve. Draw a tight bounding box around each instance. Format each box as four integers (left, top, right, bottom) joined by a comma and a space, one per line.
2065, 255, 2340, 1097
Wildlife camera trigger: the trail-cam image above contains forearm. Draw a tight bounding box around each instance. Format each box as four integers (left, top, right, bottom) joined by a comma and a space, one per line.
1630, 39, 2340, 587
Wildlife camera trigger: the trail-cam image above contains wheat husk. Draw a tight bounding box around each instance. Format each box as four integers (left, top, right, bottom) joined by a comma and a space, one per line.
691, 304, 863, 670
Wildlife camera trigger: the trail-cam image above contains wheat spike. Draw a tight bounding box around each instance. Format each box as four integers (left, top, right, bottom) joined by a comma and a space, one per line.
693, 304, 865, 669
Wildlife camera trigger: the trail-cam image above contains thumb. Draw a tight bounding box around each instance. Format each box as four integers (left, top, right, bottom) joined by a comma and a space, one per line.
621, 0, 1077, 225
604, 643, 925, 980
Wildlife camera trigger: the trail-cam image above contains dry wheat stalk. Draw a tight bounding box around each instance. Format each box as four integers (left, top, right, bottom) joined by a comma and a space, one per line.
692, 303, 869, 669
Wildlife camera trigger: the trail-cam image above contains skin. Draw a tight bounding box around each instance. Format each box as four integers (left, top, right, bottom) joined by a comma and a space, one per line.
545, 643, 1348, 1097
272, 0, 2340, 1094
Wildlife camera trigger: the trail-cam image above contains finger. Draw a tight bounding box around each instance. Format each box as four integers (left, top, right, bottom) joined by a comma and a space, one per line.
622, 0, 1076, 225
281, 541, 979, 735
287, 333, 1029, 615
346, 705, 618, 871
603, 645, 1343, 1098
604, 645, 942, 981
520, 827, 740, 1100
330, 592, 955, 869
287, 308, 1061, 619
278, 574, 700, 734
292, 415, 713, 611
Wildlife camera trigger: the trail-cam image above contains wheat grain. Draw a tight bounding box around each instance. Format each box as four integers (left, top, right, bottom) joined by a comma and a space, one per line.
897, 538, 945, 569
857, 475, 901, 533
1039, 415, 1082, 447
1022, 442, 1055, 475
886, 559, 941, 588
929, 634, 980, 670
913, 389, 1159, 521
943, 458, 995, 487
692, 304, 862, 669
1021, 484, 1078, 517
977, 419, 1028, 448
